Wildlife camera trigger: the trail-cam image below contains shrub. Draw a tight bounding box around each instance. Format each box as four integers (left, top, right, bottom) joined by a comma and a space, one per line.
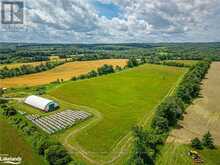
45, 145, 72, 165
2, 105, 17, 116
97, 64, 114, 75
191, 138, 203, 149
202, 131, 215, 149
87, 70, 98, 78
127, 57, 139, 68
152, 116, 169, 133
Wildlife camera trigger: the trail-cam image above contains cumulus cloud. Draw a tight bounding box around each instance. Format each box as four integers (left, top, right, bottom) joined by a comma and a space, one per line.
0, 0, 219, 43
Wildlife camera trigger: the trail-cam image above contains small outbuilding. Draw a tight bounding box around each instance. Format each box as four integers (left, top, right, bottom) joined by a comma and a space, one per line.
24, 95, 59, 112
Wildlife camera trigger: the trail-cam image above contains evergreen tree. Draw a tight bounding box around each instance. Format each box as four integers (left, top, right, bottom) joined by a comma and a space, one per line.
191, 138, 203, 149
202, 131, 215, 149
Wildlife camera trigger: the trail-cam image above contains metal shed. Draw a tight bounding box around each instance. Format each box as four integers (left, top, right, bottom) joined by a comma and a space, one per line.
24, 95, 58, 112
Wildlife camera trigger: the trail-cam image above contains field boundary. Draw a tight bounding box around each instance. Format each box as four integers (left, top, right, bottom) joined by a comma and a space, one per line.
49, 67, 188, 165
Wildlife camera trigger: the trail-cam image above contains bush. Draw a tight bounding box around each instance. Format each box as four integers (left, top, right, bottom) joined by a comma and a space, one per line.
45, 145, 72, 165
176, 61, 210, 103
2, 105, 17, 116
97, 64, 114, 75
191, 138, 203, 149
151, 96, 184, 133
152, 116, 169, 133
127, 57, 139, 68
87, 70, 98, 78
202, 131, 215, 149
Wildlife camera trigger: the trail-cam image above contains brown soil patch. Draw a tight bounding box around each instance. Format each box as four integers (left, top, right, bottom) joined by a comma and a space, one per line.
0, 59, 127, 88
167, 62, 220, 145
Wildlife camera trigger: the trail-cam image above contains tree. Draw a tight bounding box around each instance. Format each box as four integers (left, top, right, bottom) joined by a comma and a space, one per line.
45, 145, 72, 165
115, 65, 122, 71
97, 64, 114, 75
128, 126, 154, 165
140, 57, 146, 64
127, 57, 139, 68
151, 116, 169, 133
202, 131, 215, 149
191, 138, 203, 149
87, 70, 98, 78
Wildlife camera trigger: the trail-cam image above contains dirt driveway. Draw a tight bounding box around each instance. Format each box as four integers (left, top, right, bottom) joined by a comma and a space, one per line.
167, 62, 220, 145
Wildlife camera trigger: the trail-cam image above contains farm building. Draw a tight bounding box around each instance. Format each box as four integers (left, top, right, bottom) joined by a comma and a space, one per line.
24, 95, 59, 112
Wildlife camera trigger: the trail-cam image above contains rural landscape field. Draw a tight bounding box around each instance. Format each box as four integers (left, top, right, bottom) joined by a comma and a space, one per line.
1, 43, 220, 165
1, 0, 220, 165
0, 59, 127, 87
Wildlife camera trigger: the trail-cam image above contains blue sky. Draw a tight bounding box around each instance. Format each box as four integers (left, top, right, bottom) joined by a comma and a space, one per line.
0, 0, 220, 43
93, 0, 121, 19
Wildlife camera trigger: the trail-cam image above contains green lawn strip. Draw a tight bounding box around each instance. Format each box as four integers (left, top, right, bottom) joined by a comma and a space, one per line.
48, 64, 186, 164
0, 116, 48, 165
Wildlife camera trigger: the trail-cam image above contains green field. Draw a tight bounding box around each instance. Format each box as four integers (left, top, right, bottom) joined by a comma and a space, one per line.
166, 60, 198, 66
156, 143, 220, 165
48, 64, 186, 163
0, 117, 48, 165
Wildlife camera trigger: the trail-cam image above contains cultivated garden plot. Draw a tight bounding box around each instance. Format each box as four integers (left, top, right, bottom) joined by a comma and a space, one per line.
26, 110, 91, 134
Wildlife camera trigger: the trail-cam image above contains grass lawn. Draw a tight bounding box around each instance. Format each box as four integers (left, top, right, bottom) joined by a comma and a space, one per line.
0, 117, 48, 165
156, 143, 220, 165
48, 64, 186, 158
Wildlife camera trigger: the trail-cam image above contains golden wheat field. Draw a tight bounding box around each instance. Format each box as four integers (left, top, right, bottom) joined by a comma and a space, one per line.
0, 59, 128, 88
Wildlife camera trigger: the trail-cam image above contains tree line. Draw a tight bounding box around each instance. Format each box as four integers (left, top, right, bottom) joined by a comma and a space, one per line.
128, 61, 211, 165
0, 61, 65, 79
71, 57, 144, 82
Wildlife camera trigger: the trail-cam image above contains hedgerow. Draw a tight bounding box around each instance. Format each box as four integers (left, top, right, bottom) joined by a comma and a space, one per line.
129, 60, 211, 164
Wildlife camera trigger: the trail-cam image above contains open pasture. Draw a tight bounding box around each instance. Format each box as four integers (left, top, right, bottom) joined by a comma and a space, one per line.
48, 64, 186, 163
0, 59, 127, 88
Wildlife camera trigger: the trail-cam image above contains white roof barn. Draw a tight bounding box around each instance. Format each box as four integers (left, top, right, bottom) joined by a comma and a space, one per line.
24, 95, 58, 112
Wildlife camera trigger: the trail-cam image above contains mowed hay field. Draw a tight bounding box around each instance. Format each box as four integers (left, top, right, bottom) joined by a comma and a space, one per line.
0, 59, 127, 88
49, 64, 186, 162
0, 117, 48, 165
167, 62, 220, 145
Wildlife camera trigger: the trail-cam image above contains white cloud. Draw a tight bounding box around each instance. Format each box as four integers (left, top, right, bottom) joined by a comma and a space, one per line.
0, 0, 219, 43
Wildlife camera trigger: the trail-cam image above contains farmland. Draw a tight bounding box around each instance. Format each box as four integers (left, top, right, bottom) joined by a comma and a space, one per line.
0, 59, 127, 88
48, 64, 186, 163
0, 57, 67, 69
156, 143, 220, 165
156, 62, 220, 165
0, 117, 48, 165
165, 60, 198, 66
167, 62, 220, 145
